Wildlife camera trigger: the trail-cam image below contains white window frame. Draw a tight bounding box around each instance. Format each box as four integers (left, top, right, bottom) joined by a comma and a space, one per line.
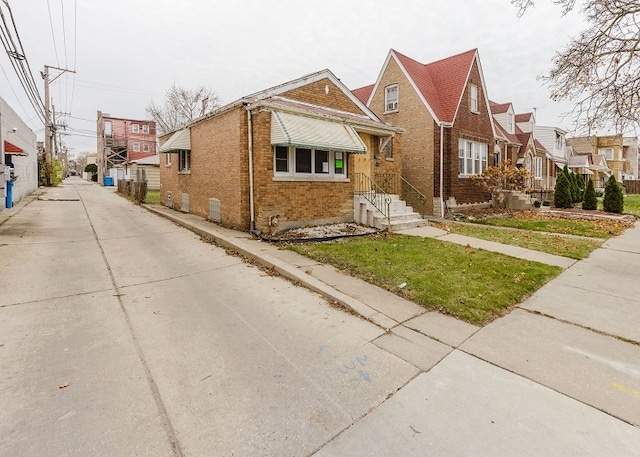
385, 85, 399, 113
273, 146, 347, 180
507, 112, 514, 134
458, 139, 488, 176
132, 123, 140, 133
598, 147, 614, 160
166, 153, 172, 166
469, 84, 479, 113
142, 143, 150, 153
142, 125, 149, 134
178, 150, 190, 173
534, 157, 543, 179
132, 142, 140, 152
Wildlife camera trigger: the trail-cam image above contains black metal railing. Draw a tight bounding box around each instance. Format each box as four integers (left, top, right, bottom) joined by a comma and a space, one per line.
354, 173, 391, 229
374, 173, 429, 217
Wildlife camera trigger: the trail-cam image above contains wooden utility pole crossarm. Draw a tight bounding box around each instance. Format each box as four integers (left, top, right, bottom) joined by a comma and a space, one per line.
42, 65, 76, 186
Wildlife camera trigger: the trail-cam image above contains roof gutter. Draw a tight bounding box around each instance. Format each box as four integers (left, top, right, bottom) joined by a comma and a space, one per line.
439, 122, 453, 218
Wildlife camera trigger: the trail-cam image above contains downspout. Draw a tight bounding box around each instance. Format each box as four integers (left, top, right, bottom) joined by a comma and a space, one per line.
247, 108, 257, 235
439, 123, 445, 218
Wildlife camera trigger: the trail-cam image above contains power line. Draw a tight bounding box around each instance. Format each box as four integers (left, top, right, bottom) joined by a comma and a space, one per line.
45, 0, 60, 66
0, 2, 46, 124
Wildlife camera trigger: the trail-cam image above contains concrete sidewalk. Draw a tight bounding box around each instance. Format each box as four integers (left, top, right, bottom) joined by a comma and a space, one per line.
143, 202, 640, 454
3, 183, 639, 455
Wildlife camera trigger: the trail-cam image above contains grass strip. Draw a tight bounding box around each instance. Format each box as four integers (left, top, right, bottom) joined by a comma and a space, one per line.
288, 233, 561, 326
434, 222, 602, 260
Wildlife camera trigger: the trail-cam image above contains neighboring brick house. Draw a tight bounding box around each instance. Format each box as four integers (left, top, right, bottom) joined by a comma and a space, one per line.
96, 112, 157, 184
490, 101, 550, 190
352, 49, 496, 216
159, 69, 401, 236
566, 135, 640, 184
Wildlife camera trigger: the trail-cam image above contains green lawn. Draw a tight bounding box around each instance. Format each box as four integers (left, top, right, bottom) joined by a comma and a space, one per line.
434, 222, 602, 260
288, 233, 561, 326
475, 212, 630, 238
624, 194, 640, 216
145, 190, 161, 204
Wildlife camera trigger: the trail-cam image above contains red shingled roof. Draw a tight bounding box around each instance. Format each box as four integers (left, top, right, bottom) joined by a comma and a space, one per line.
352, 84, 374, 105
515, 112, 532, 122
392, 48, 477, 123
489, 100, 511, 114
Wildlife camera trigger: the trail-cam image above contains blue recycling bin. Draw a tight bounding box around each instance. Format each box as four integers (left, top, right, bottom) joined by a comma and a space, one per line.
5, 180, 13, 208
104, 176, 114, 186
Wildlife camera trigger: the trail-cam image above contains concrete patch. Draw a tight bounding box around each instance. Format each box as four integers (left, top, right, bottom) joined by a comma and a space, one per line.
460, 309, 640, 426
373, 325, 452, 371
404, 311, 480, 347
314, 350, 640, 456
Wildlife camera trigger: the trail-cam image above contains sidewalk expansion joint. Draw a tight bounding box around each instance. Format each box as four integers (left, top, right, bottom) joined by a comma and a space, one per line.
0, 288, 115, 309
519, 307, 640, 346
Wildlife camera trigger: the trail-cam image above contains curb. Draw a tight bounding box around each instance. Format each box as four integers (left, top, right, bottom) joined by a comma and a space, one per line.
142, 204, 398, 330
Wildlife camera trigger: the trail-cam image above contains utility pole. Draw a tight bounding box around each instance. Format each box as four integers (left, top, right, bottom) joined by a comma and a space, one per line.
42, 65, 75, 186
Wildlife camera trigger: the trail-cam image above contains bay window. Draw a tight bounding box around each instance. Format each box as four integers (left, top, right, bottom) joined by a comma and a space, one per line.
458, 139, 488, 176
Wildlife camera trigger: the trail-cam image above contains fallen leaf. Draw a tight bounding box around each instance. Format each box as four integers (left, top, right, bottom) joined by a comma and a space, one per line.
59, 382, 70, 389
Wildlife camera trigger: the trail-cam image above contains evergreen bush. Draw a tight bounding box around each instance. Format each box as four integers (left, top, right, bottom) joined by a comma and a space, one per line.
582, 178, 597, 210
554, 171, 573, 208
603, 175, 624, 213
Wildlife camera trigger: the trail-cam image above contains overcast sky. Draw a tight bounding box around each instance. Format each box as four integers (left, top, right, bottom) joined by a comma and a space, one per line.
0, 0, 586, 156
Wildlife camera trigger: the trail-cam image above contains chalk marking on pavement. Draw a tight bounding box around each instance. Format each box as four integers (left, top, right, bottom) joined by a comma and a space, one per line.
610, 382, 640, 398
563, 345, 640, 379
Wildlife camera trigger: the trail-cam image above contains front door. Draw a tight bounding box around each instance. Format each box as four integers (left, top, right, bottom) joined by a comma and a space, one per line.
352, 134, 372, 191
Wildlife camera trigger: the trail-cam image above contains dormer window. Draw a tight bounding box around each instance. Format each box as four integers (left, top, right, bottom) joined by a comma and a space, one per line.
385, 85, 399, 112
470, 84, 479, 113
507, 112, 514, 134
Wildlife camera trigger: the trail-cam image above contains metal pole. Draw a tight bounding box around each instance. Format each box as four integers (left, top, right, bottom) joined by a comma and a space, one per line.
43, 66, 52, 186
43, 65, 76, 186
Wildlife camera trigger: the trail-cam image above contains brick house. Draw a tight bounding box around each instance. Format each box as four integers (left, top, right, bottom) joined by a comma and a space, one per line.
158, 69, 402, 236
352, 49, 496, 216
96, 112, 157, 184
490, 101, 550, 191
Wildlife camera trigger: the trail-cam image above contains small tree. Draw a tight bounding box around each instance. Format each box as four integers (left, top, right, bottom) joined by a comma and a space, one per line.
603, 175, 624, 213
582, 178, 597, 210
472, 159, 532, 193
554, 171, 573, 208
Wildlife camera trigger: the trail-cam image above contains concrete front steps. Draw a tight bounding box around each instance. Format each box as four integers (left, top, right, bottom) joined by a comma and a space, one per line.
354, 194, 427, 231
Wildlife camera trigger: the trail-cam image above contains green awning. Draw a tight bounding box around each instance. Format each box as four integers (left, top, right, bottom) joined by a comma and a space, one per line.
159, 128, 190, 153
271, 111, 367, 154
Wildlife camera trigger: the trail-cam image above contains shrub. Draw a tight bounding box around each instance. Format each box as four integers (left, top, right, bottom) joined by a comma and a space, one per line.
582, 178, 597, 210
533, 200, 542, 208
603, 175, 624, 213
84, 163, 97, 173
554, 172, 573, 208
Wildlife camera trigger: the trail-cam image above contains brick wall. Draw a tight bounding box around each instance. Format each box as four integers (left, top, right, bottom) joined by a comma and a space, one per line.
439, 61, 494, 205
282, 78, 363, 114
160, 108, 249, 228
368, 57, 436, 214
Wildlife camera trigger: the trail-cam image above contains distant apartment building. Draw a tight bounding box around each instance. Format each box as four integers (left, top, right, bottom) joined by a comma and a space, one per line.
566, 134, 638, 184
96, 111, 157, 184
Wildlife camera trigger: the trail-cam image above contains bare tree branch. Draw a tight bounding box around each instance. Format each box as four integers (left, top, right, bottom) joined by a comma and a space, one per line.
517, 0, 640, 134
145, 84, 221, 135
